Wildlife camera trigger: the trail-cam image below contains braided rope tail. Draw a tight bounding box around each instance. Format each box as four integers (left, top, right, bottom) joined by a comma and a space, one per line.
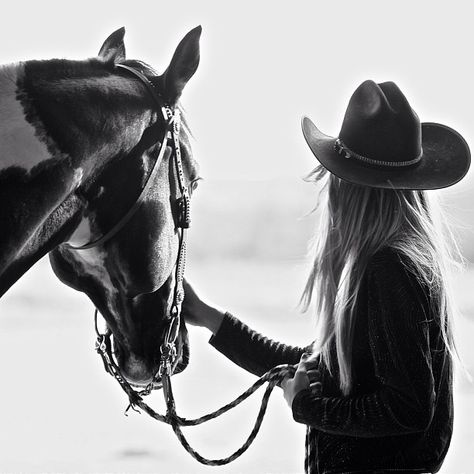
95, 309, 298, 467
161, 364, 297, 466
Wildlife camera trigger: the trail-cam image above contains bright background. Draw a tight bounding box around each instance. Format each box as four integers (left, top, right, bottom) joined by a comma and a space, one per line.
0, 1, 473, 473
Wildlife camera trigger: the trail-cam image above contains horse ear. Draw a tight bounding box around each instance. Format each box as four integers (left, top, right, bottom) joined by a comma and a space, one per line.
159, 26, 201, 103
98, 27, 126, 63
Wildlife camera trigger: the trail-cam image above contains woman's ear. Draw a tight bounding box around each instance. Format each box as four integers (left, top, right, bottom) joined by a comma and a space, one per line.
98, 27, 126, 63
160, 26, 201, 104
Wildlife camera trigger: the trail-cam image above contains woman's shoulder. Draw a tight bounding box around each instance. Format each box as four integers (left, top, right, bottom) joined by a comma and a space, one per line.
366, 246, 430, 304
367, 247, 424, 291
368, 246, 405, 271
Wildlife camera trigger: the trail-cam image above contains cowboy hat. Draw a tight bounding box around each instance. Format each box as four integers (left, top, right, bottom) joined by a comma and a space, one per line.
301, 80, 470, 190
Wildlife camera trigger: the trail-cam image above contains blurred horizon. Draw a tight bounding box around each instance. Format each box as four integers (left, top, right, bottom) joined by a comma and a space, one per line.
188, 176, 474, 264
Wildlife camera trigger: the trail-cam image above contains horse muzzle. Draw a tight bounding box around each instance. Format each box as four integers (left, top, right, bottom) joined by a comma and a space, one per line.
114, 323, 190, 390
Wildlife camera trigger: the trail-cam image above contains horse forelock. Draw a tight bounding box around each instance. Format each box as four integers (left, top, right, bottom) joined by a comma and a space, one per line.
121, 59, 160, 76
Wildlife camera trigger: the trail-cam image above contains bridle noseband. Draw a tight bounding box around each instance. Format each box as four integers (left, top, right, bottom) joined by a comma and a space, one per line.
64, 62, 191, 390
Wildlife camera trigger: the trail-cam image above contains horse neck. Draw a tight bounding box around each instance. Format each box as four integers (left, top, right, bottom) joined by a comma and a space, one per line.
0, 60, 152, 297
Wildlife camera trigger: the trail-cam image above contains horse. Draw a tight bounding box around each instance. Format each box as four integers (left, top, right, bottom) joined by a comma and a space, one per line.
0, 26, 201, 389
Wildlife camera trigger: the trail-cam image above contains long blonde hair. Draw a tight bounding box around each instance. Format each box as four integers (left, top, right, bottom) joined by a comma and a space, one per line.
301, 166, 461, 395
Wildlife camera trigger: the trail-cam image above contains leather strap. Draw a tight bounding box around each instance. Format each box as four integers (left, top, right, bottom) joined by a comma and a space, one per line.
65, 115, 174, 250
116, 64, 165, 113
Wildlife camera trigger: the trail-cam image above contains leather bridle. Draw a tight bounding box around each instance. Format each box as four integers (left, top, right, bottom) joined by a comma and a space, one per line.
64, 63, 191, 392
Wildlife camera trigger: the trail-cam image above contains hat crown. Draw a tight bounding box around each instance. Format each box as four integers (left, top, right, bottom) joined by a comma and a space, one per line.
339, 80, 422, 164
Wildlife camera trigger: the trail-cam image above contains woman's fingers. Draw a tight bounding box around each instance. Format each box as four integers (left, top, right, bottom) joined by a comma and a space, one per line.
182, 279, 205, 326
281, 375, 294, 406
282, 369, 310, 407
298, 352, 318, 368
282, 354, 324, 407
299, 360, 319, 371
294, 367, 310, 385
310, 380, 323, 395
306, 368, 320, 379
296, 354, 322, 396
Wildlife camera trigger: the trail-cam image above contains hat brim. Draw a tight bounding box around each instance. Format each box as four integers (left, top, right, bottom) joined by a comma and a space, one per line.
301, 116, 471, 190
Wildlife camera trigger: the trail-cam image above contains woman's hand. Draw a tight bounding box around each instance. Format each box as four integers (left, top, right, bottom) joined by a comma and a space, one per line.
282, 353, 322, 407
182, 280, 225, 335
181, 279, 207, 327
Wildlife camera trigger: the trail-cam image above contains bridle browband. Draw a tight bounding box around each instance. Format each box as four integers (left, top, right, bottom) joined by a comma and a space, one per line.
64, 62, 191, 390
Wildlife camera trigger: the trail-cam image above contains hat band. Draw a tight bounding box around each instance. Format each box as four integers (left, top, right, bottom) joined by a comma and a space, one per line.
334, 138, 422, 168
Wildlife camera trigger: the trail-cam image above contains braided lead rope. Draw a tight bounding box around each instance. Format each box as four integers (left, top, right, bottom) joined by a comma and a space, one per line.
140, 364, 296, 427
162, 366, 295, 466
95, 328, 296, 465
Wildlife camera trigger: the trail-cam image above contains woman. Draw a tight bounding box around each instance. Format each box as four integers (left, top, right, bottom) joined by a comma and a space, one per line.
183, 80, 471, 474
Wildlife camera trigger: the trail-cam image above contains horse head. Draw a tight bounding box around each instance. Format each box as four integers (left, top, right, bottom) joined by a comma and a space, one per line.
42, 28, 202, 387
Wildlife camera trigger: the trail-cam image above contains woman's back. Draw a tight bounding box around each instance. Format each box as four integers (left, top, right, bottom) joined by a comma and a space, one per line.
303, 247, 453, 473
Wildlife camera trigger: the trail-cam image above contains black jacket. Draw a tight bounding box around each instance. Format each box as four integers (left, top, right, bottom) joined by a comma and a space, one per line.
209, 248, 453, 473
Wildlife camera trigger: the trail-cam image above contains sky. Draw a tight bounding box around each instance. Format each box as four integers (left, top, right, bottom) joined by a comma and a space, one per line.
1, 0, 473, 189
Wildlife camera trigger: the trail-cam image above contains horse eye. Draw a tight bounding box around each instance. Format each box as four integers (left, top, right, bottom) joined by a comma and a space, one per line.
190, 176, 203, 192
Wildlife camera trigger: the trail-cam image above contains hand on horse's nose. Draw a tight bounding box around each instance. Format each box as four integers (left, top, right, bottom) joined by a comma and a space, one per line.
182, 279, 206, 326
182, 280, 225, 335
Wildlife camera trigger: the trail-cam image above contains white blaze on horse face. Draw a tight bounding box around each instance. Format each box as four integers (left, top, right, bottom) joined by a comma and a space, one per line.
70, 246, 118, 301
0, 64, 54, 172
67, 216, 93, 247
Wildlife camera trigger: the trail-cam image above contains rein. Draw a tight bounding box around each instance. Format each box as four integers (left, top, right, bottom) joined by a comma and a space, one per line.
73, 63, 295, 465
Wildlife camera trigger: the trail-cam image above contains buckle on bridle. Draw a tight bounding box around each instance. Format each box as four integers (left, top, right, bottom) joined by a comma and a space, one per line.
159, 343, 177, 377
95, 334, 107, 354
177, 191, 191, 228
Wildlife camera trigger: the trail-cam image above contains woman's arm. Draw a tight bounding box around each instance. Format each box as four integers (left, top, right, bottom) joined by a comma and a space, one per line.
183, 280, 310, 377
291, 254, 437, 437
210, 312, 310, 377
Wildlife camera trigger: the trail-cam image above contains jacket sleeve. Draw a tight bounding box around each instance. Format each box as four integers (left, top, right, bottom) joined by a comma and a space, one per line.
209, 312, 309, 377
292, 254, 437, 437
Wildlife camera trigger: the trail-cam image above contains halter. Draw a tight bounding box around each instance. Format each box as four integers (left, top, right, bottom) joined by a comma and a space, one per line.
73, 63, 296, 466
